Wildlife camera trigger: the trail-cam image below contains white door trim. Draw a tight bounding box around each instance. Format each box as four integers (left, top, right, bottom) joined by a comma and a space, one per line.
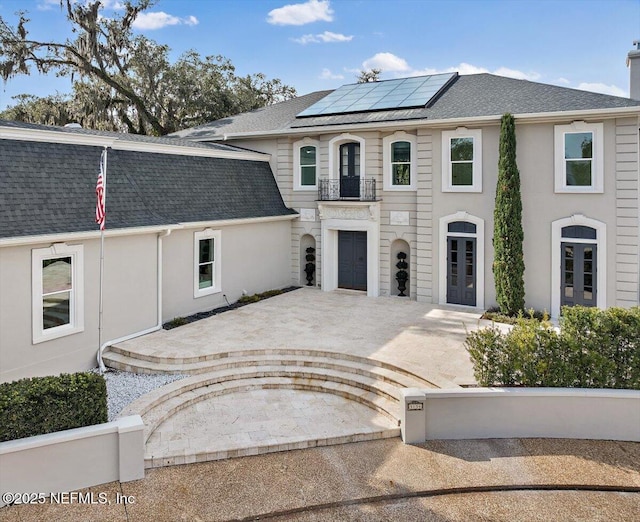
551, 214, 606, 318
438, 211, 485, 309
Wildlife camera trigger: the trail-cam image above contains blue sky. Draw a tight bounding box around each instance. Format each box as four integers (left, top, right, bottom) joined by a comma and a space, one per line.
0, 0, 638, 111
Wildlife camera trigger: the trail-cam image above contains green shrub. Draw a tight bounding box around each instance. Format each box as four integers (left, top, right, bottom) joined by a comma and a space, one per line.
0, 372, 108, 442
466, 306, 640, 390
238, 289, 284, 304
167, 316, 188, 327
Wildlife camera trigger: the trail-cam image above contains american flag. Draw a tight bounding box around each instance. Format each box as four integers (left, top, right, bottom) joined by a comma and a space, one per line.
95, 150, 106, 230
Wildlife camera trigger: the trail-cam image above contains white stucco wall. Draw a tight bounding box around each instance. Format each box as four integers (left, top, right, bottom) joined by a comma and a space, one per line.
0, 219, 291, 382
0, 235, 157, 383
161, 220, 292, 321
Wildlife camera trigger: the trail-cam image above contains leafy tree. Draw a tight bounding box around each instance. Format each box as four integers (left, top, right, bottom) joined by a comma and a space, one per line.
0, 1, 295, 134
357, 68, 381, 83
0, 93, 74, 127
493, 113, 525, 315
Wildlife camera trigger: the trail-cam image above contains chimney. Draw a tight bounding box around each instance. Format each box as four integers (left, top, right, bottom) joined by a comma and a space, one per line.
627, 40, 640, 100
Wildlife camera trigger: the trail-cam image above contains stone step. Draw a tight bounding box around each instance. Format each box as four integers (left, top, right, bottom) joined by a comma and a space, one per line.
120, 370, 403, 444
145, 425, 402, 469
104, 346, 436, 389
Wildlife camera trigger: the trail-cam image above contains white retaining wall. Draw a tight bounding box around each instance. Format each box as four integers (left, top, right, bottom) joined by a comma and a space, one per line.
400, 388, 640, 444
0, 415, 144, 507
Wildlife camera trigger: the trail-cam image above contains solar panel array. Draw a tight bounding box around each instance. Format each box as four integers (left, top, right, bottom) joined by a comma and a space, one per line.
297, 72, 457, 117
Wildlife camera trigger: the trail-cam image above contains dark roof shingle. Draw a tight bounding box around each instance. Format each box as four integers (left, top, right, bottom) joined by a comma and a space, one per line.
173, 74, 640, 140
0, 139, 295, 239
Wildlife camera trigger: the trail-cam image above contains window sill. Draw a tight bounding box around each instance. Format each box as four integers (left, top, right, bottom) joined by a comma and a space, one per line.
383, 186, 417, 192
194, 287, 222, 299
33, 325, 84, 345
442, 186, 482, 193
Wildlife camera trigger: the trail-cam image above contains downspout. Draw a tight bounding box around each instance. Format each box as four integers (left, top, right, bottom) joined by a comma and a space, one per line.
97, 228, 172, 372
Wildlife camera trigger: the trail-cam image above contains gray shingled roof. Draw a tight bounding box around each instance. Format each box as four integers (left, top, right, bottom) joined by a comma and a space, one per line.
0, 139, 296, 239
0, 119, 248, 153
173, 74, 640, 140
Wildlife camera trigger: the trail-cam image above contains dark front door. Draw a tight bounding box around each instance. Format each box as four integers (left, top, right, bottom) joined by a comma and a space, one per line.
339, 143, 360, 198
561, 242, 597, 307
338, 231, 367, 291
447, 236, 476, 306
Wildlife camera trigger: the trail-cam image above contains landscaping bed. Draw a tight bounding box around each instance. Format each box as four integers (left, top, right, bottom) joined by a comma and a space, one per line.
163, 286, 300, 330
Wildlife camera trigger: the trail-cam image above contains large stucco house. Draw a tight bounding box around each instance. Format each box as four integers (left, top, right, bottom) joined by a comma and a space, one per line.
2, 47, 640, 382
174, 60, 640, 320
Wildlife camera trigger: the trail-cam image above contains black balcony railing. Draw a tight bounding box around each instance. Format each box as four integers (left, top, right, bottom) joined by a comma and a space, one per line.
318, 178, 377, 201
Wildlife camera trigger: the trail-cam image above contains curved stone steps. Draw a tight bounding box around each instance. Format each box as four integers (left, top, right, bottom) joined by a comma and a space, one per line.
103, 346, 436, 389
120, 367, 404, 444
143, 380, 400, 467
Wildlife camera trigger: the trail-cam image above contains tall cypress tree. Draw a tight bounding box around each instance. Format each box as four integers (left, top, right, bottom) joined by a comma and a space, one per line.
493, 113, 525, 315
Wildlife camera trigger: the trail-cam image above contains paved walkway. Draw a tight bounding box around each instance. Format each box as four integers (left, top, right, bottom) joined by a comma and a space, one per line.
2, 438, 638, 521
117, 289, 481, 387
112, 289, 489, 465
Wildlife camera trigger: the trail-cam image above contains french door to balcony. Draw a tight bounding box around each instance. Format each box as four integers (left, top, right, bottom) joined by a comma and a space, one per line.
339, 143, 360, 198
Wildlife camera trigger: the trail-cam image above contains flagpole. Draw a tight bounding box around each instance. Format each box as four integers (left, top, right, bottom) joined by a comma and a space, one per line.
98, 148, 107, 372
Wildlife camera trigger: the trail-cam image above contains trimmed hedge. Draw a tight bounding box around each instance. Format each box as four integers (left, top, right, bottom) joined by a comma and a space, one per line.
0, 372, 108, 442
466, 306, 640, 389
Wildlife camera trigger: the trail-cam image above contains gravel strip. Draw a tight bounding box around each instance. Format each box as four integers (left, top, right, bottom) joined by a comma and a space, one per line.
91, 369, 187, 421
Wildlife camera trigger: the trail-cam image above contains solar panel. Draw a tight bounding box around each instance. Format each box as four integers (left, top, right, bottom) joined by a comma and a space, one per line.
297, 72, 457, 118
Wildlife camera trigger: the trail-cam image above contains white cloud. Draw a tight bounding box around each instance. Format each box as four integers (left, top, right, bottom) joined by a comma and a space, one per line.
577, 82, 627, 97
132, 11, 199, 30
319, 68, 344, 80
293, 31, 353, 44
362, 55, 542, 82
100, 0, 126, 9
267, 0, 333, 26
555, 77, 571, 85
37, 0, 59, 10
494, 67, 540, 81
362, 52, 410, 73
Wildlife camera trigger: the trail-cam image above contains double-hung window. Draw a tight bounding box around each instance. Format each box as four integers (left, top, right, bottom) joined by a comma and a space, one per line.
32, 243, 84, 343
194, 229, 221, 298
441, 128, 482, 192
554, 122, 603, 193
383, 132, 417, 191
293, 138, 319, 190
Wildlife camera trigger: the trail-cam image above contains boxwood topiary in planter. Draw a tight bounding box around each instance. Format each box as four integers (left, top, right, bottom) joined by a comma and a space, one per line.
304, 247, 316, 286
396, 252, 408, 297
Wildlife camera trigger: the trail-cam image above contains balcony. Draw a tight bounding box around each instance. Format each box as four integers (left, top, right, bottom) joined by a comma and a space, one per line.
318, 178, 377, 201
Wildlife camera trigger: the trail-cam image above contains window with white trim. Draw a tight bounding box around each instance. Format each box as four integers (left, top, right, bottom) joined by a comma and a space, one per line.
194, 229, 221, 298
293, 138, 319, 190
383, 132, 417, 190
441, 128, 482, 192
32, 243, 84, 344
554, 122, 603, 193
